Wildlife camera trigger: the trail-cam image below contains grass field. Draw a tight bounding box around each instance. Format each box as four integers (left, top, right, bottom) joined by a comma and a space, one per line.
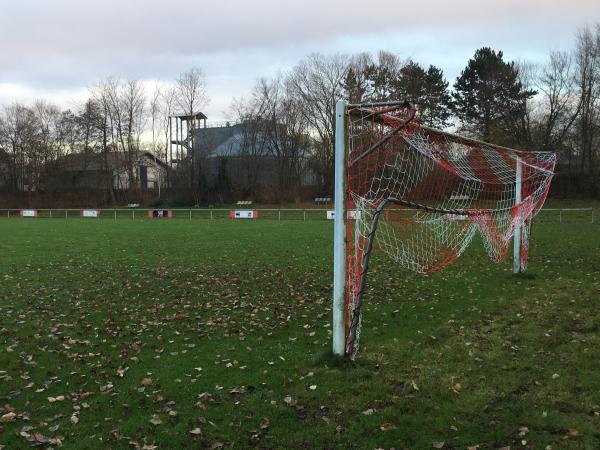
1, 218, 599, 449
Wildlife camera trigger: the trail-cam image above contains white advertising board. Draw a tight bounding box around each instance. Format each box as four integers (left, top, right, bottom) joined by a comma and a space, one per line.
231, 210, 258, 219
82, 210, 100, 218
327, 210, 360, 220
20, 210, 37, 217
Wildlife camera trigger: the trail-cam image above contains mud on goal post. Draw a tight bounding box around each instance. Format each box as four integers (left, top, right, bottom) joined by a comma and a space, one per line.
332, 100, 558, 359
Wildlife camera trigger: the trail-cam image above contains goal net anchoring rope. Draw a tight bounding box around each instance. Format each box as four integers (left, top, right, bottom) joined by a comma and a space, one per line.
340, 102, 558, 360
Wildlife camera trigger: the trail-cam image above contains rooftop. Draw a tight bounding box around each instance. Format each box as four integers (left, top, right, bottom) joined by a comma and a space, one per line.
171, 111, 208, 121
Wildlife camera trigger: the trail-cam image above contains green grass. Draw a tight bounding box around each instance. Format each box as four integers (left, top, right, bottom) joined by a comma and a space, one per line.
0, 218, 599, 449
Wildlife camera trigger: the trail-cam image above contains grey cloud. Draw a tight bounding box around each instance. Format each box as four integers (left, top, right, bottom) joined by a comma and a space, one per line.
0, 0, 598, 119
1, 0, 597, 64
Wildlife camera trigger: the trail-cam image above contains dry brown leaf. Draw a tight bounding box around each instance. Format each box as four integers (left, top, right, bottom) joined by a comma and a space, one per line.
149, 415, 162, 425
449, 383, 462, 394
0, 412, 16, 423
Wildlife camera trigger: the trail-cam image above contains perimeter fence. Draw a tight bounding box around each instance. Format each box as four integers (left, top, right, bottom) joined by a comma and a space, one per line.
0, 207, 597, 224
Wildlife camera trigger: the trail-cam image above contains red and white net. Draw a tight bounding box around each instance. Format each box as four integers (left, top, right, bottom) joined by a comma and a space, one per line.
345, 103, 557, 358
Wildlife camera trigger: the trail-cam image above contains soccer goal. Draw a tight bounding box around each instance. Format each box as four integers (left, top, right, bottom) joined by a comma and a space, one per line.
332, 100, 558, 359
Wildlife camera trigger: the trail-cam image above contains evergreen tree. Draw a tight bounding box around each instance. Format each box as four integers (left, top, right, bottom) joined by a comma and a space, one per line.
342, 67, 368, 104
393, 61, 453, 128
453, 47, 536, 146
363, 51, 401, 102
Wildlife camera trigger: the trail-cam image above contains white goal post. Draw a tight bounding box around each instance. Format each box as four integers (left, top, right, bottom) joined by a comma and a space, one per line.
332, 100, 557, 358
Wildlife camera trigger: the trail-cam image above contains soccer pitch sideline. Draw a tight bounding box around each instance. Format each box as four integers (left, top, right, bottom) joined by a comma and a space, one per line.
0, 219, 599, 449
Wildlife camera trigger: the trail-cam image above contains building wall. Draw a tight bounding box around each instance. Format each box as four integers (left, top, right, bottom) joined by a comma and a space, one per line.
112, 164, 166, 190
194, 124, 317, 188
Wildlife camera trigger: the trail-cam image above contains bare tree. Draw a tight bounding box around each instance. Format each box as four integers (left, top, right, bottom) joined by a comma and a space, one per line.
287, 53, 349, 193
30, 100, 67, 190
573, 25, 600, 188
175, 67, 209, 196
231, 89, 272, 190
535, 51, 581, 152
259, 76, 310, 194
175, 68, 208, 117
121, 79, 147, 184
0, 103, 39, 193
92, 77, 147, 199
159, 86, 177, 163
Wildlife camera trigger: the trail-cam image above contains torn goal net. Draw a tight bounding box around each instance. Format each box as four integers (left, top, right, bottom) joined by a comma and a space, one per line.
337, 101, 557, 359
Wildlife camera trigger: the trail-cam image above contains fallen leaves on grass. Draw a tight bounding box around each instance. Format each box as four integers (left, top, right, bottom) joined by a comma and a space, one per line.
21, 432, 64, 447
149, 415, 162, 425
0, 412, 16, 422
448, 383, 462, 394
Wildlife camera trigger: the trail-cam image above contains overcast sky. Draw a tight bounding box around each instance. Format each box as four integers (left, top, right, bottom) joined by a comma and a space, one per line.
0, 0, 598, 121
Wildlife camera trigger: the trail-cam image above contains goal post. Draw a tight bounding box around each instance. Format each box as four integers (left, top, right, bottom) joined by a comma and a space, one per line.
332, 100, 347, 356
513, 156, 522, 274
332, 100, 557, 359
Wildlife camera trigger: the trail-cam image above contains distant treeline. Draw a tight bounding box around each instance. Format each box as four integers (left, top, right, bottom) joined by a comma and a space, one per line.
0, 24, 599, 207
